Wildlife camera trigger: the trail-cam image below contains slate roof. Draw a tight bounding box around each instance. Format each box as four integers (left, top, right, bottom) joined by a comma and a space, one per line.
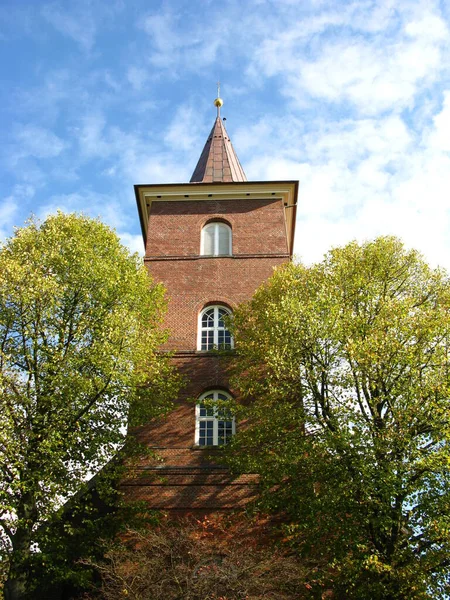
190, 117, 247, 183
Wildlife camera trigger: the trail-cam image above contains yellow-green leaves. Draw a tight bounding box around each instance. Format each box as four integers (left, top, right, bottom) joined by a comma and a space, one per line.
229, 236, 450, 599
0, 212, 178, 589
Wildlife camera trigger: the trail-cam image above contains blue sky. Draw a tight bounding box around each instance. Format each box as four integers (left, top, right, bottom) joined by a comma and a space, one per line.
1, 0, 450, 267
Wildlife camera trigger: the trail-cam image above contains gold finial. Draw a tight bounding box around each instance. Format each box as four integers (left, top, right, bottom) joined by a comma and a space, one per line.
214, 80, 223, 116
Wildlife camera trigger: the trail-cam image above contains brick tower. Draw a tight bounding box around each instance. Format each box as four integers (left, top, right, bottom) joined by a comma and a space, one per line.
123, 97, 298, 512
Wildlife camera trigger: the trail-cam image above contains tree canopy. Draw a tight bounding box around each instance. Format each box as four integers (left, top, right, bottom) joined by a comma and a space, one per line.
0, 213, 179, 600
228, 237, 450, 599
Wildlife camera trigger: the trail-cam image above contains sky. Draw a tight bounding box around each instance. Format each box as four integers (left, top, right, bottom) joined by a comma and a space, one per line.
1, 0, 450, 268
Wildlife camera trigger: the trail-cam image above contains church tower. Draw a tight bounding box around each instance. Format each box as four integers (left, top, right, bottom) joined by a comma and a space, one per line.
124, 96, 298, 512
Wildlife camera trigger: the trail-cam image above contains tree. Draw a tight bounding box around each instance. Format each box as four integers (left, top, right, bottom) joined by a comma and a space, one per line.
0, 213, 179, 600
82, 514, 312, 600
227, 237, 450, 599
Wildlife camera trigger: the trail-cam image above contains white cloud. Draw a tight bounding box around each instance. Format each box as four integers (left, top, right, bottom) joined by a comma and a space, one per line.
37, 190, 145, 257
140, 13, 189, 69
38, 190, 135, 231
139, 10, 226, 72
11, 183, 36, 201
292, 116, 450, 268
4, 0, 450, 274
102, 71, 121, 92
127, 67, 149, 91
42, 3, 97, 51
76, 113, 110, 159
306, 116, 412, 163
119, 232, 145, 255
405, 13, 448, 40
235, 88, 450, 269
17, 124, 67, 158
128, 154, 191, 185
425, 90, 450, 152
72, 102, 200, 184
0, 197, 19, 223
17, 69, 74, 122
251, 2, 449, 115
163, 105, 203, 152
13, 125, 67, 161
0, 184, 35, 240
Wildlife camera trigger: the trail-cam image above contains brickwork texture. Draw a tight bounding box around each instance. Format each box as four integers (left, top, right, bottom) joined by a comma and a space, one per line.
124, 194, 290, 511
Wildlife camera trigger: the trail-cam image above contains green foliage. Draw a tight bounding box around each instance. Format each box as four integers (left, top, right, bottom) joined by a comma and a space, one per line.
27, 472, 162, 599
228, 237, 450, 599
0, 213, 179, 599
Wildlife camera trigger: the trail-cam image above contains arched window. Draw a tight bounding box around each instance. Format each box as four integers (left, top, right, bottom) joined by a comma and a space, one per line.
198, 305, 233, 351
195, 390, 235, 446
201, 222, 232, 256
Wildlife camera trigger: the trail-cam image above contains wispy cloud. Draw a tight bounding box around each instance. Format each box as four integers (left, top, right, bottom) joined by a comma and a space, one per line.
251, 2, 449, 115
118, 232, 145, 255
38, 189, 145, 254
0, 184, 35, 240
163, 105, 203, 152
240, 89, 450, 268
3, 0, 450, 270
127, 66, 149, 91
139, 9, 231, 73
72, 102, 200, 184
12, 124, 68, 162
41, 2, 97, 51
38, 190, 131, 230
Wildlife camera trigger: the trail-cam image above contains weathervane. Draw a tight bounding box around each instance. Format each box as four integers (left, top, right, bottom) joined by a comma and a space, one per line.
214, 80, 223, 117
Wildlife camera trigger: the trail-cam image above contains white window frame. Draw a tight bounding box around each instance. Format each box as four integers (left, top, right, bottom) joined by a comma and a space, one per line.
197, 305, 234, 351
195, 390, 236, 446
200, 222, 232, 256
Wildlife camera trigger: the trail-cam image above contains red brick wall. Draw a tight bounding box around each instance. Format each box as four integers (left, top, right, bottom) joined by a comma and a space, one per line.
135, 355, 233, 448
148, 257, 288, 351
146, 198, 288, 257
145, 198, 289, 351
124, 194, 290, 511
120, 475, 259, 511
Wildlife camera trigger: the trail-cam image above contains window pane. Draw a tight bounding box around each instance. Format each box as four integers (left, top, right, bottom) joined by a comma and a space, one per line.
217, 225, 230, 255
217, 407, 233, 419
199, 422, 206, 445
200, 395, 214, 415
199, 420, 215, 446
199, 403, 214, 417
202, 308, 215, 326
218, 420, 234, 445
201, 330, 214, 351
196, 391, 234, 447
218, 308, 227, 327
206, 421, 214, 445
203, 225, 214, 255
218, 331, 231, 349
200, 307, 233, 351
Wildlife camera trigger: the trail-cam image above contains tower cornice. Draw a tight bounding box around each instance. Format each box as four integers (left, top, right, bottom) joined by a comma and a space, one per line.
135, 180, 298, 257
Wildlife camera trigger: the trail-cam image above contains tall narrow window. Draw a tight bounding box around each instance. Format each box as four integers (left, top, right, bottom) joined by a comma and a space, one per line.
201, 222, 232, 256
199, 305, 233, 351
196, 390, 235, 446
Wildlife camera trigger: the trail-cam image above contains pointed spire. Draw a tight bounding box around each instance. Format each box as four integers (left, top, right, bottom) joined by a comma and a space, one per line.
190, 93, 247, 183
